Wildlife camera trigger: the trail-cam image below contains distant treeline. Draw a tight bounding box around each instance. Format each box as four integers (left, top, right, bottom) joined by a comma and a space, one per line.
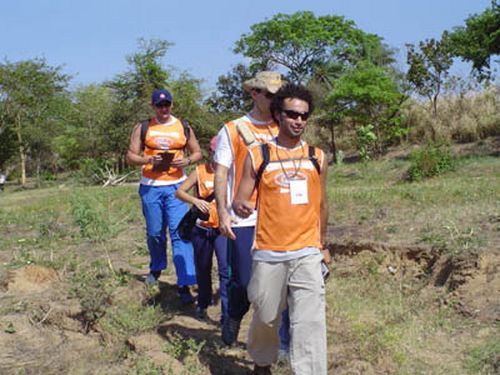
1, 4, 499, 187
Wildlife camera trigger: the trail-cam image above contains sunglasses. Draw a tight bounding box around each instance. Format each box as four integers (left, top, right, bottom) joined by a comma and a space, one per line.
155, 101, 172, 108
253, 88, 274, 99
282, 109, 310, 120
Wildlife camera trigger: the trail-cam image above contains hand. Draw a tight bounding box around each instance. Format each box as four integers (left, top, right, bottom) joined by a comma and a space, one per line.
218, 209, 237, 240
170, 157, 190, 168
232, 200, 254, 218
321, 248, 332, 264
194, 199, 210, 215
148, 154, 164, 167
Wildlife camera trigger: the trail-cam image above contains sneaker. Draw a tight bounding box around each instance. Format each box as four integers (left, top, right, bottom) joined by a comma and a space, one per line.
145, 273, 158, 285
195, 306, 208, 320
253, 364, 272, 375
178, 286, 195, 305
222, 317, 241, 346
277, 348, 289, 364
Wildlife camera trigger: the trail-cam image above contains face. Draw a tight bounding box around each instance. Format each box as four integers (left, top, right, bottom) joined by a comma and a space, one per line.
277, 98, 310, 140
152, 100, 172, 121
251, 88, 274, 114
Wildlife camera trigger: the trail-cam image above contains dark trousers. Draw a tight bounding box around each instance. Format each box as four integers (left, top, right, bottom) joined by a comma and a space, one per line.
227, 226, 255, 320
191, 225, 228, 323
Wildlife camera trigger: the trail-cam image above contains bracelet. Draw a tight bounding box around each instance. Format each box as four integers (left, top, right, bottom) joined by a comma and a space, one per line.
186, 157, 192, 165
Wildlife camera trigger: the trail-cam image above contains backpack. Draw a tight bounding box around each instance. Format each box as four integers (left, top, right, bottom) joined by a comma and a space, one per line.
254, 143, 321, 189
140, 118, 191, 150
177, 192, 215, 241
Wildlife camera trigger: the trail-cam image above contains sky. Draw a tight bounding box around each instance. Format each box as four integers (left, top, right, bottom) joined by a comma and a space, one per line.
0, 0, 493, 94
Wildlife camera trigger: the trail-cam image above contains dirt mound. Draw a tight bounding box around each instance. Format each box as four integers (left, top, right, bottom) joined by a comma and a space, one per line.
1, 265, 59, 293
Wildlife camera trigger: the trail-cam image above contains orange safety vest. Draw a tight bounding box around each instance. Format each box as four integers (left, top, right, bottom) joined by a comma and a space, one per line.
249, 140, 324, 251
142, 117, 187, 182
224, 117, 279, 207
196, 163, 219, 229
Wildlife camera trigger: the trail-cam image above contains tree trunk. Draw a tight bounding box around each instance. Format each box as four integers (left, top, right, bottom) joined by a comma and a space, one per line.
330, 124, 337, 164
432, 95, 438, 118
36, 156, 41, 188
15, 115, 27, 187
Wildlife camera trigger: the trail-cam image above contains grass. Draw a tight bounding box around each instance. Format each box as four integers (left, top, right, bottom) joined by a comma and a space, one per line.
0, 151, 498, 374
329, 155, 500, 250
327, 263, 492, 374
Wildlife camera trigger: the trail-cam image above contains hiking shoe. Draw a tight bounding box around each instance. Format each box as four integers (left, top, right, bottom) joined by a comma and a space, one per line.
145, 273, 159, 285
177, 286, 195, 305
277, 348, 289, 364
195, 306, 208, 320
253, 364, 272, 375
222, 317, 241, 345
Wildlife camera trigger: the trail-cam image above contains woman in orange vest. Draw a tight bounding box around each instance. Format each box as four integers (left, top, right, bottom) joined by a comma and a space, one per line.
176, 136, 228, 323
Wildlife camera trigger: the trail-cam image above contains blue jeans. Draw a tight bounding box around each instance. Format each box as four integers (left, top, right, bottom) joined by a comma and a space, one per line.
228, 226, 290, 349
139, 183, 196, 286
191, 225, 228, 323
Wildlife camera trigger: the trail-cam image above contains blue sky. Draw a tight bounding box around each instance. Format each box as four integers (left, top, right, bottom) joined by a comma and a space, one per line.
0, 0, 492, 93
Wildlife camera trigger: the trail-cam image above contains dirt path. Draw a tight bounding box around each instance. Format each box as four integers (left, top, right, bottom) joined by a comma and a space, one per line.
0, 239, 498, 374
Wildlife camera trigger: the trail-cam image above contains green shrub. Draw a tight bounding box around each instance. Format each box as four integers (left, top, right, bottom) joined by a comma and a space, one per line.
70, 193, 111, 240
406, 143, 455, 181
70, 260, 114, 329
163, 333, 205, 361
465, 337, 500, 374
100, 303, 163, 338
356, 124, 377, 161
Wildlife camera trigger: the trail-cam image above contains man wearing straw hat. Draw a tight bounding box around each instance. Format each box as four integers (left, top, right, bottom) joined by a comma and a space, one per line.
213, 71, 289, 347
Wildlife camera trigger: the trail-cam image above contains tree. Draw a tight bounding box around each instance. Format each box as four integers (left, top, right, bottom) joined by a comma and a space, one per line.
52, 84, 115, 169
0, 58, 70, 186
109, 38, 171, 103
326, 62, 406, 158
449, 0, 500, 80
406, 32, 453, 118
205, 63, 254, 116
234, 11, 387, 83
169, 72, 219, 146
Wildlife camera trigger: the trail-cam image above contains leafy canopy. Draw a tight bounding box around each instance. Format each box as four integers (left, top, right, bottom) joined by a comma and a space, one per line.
406, 32, 453, 116
449, 0, 500, 80
234, 11, 382, 82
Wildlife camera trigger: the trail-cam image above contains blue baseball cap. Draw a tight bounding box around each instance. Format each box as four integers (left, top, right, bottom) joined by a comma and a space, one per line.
151, 89, 173, 105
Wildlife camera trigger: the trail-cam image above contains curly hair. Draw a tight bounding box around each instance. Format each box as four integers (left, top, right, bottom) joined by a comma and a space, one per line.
270, 84, 314, 122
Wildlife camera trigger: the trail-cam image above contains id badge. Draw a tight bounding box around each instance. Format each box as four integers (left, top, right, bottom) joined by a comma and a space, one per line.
289, 178, 308, 205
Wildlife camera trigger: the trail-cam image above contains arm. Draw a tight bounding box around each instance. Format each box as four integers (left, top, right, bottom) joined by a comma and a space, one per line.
175, 169, 210, 214
170, 126, 202, 168
319, 154, 331, 264
126, 123, 160, 166
215, 163, 236, 239
232, 153, 256, 218
214, 126, 238, 239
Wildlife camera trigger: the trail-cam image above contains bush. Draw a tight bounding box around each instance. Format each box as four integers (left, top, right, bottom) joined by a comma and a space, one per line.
70, 193, 111, 240
406, 143, 455, 181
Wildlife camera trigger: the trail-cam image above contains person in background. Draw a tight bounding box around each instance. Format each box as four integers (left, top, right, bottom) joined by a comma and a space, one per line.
233, 84, 330, 375
213, 71, 290, 347
0, 171, 6, 192
176, 136, 228, 323
127, 88, 202, 304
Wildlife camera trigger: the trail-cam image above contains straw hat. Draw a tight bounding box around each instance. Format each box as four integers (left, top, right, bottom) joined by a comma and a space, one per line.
243, 71, 286, 94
